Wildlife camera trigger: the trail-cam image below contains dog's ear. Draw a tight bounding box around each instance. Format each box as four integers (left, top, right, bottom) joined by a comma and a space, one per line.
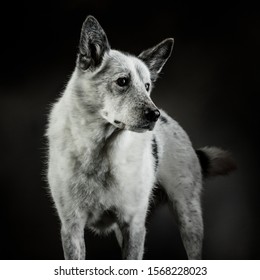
138, 38, 174, 82
77, 16, 110, 71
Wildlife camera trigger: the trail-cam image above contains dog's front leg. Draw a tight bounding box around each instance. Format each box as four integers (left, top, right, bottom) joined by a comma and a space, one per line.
119, 218, 146, 260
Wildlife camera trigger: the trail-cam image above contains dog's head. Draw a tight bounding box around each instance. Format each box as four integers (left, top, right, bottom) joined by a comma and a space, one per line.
76, 15, 173, 133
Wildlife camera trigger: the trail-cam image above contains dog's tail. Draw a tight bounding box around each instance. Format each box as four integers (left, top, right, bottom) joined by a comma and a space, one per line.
196, 146, 237, 179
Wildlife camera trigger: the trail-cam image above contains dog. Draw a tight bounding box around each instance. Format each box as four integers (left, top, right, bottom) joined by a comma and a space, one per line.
46, 15, 236, 260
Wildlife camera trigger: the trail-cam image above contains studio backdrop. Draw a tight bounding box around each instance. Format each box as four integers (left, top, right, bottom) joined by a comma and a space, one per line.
0, 0, 259, 259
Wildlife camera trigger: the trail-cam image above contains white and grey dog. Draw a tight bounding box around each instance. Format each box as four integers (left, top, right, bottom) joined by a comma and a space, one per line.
46, 15, 236, 260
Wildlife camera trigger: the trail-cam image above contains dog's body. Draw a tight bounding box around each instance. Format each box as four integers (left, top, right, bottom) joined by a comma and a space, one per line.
46, 16, 236, 260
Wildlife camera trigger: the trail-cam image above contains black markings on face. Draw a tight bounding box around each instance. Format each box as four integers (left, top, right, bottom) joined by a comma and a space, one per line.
151, 136, 159, 172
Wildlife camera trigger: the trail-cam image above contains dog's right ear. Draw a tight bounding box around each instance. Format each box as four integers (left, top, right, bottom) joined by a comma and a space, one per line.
77, 16, 110, 71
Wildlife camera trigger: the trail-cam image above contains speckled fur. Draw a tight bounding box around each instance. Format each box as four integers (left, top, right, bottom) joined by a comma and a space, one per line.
46, 16, 235, 260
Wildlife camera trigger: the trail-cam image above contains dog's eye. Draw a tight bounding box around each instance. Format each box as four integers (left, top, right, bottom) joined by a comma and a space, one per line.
116, 77, 129, 87
145, 83, 150, 91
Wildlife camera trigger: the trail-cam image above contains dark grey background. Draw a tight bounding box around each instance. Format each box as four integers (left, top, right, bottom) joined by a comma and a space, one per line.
0, 0, 259, 259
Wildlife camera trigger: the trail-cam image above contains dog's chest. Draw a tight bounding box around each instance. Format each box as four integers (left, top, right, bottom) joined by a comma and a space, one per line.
71, 132, 155, 222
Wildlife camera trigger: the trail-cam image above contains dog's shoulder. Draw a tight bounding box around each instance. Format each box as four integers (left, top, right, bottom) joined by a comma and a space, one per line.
153, 109, 195, 164
155, 109, 191, 144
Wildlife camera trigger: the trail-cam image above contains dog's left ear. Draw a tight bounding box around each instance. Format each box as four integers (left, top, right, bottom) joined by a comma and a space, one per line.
138, 38, 174, 82
77, 15, 110, 71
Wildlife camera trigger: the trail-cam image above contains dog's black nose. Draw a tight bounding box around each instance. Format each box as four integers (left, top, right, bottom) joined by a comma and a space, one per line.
144, 108, 160, 122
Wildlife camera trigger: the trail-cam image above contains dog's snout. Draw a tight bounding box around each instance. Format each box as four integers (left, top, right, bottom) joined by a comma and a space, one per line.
144, 108, 160, 122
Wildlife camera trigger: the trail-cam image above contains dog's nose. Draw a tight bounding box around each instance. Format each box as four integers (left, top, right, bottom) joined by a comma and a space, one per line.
144, 108, 160, 122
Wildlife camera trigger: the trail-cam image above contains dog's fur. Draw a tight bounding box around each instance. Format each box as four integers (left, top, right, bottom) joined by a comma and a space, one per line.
46, 16, 236, 260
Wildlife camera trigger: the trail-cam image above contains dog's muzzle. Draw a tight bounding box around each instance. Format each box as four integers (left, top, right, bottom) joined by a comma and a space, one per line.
113, 108, 160, 132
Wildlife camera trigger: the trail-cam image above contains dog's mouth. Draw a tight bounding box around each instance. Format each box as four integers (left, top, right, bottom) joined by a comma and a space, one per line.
113, 120, 155, 133
113, 120, 126, 130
